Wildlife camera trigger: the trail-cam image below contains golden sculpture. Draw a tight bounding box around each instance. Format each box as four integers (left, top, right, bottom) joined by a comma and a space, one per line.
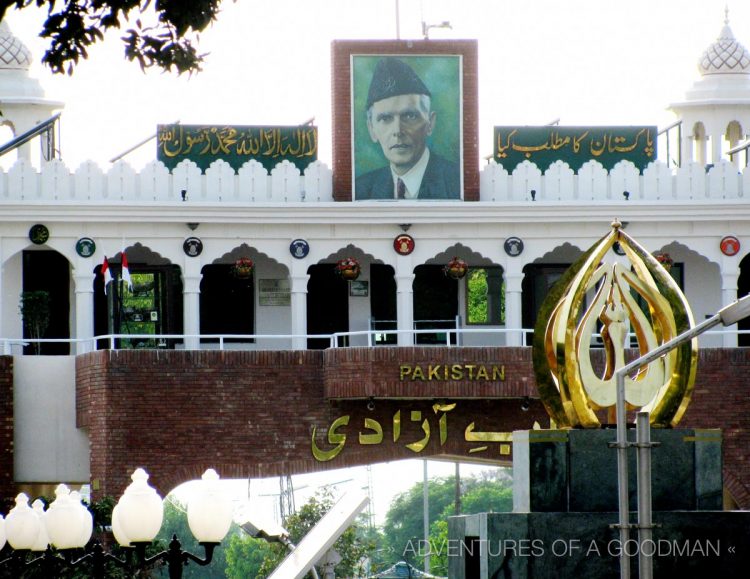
533, 221, 697, 428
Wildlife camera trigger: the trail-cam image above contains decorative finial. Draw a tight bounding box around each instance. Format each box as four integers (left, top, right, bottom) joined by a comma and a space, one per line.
611, 219, 622, 230
725, 4, 729, 26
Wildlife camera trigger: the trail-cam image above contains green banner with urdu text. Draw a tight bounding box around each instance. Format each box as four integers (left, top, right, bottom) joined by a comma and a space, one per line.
493, 126, 656, 174
157, 124, 318, 173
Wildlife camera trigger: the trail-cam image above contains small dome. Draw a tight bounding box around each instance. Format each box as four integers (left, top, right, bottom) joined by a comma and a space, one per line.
698, 13, 750, 75
0, 20, 32, 70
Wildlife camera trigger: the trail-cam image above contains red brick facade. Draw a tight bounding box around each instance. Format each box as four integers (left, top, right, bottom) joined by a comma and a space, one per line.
331, 40, 479, 201
0, 357, 13, 509
1, 347, 748, 509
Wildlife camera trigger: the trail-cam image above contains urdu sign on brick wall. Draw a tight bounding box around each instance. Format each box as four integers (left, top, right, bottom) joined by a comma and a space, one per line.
493, 126, 656, 173
157, 124, 318, 173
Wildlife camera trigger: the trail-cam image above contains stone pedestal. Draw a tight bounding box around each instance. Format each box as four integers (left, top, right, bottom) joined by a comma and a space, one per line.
448, 428, 750, 579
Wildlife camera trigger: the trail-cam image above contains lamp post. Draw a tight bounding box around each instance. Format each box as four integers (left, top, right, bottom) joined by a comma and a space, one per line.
613, 294, 750, 579
0, 467, 233, 579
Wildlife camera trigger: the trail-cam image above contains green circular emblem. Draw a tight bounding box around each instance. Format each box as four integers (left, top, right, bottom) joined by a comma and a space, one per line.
76, 237, 96, 258
29, 224, 49, 245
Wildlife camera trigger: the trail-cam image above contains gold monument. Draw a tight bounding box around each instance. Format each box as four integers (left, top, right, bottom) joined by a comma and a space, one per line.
533, 220, 697, 429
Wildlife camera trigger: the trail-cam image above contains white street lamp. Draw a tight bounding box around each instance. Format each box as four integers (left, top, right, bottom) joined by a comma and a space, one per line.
4, 493, 40, 550
0, 467, 234, 578
114, 467, 164, 544
187, 468, 233, 544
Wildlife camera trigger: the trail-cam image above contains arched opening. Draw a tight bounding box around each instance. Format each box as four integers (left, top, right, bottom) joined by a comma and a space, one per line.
93, 244, 183, 349
370, 263, 396, 345
22, 249, 70, 355
200, 263, 255, 342
306, 263, 349, 349
522, 243, 584, 342
737, 253, 750, 346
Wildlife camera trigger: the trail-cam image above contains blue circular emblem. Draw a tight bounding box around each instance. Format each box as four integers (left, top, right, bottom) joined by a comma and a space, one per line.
290, 239, 310, 259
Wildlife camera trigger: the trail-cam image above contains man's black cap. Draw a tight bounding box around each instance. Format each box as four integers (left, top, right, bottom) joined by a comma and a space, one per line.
366, 57, 431, 109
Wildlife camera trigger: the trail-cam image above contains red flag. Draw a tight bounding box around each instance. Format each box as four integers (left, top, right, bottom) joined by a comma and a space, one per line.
121, 251, 133, 291
101, 256, 113, 293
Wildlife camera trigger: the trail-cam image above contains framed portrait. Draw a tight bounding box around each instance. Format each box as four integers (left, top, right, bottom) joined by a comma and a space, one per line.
349, 280, 369, 297
351, 54, 463, 201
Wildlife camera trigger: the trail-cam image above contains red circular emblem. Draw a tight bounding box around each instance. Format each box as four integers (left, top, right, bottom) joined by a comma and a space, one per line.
393, 234, 415, 255
720, 235, 740, 257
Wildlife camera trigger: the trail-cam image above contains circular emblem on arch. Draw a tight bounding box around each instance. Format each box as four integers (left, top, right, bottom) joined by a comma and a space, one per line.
720, 235, 740, 257
393, 234, 415, 255
183, 237, 203, 257
75, 237, 96, 258
290, 239, 310, 259
29, 224, 49, 245
504, 237, 524, 256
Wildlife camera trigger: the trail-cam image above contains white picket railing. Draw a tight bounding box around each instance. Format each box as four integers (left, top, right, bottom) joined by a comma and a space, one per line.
0, 157, 748, 204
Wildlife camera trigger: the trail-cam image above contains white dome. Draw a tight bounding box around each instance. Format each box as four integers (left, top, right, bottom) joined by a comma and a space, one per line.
698, 15, 750, 76
0, 20, 32, 70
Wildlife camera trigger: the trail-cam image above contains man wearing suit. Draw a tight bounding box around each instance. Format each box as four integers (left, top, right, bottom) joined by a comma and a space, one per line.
355, 57, 461, 200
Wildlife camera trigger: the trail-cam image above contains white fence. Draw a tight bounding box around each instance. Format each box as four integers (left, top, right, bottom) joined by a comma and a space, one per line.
0, 157, 748, 203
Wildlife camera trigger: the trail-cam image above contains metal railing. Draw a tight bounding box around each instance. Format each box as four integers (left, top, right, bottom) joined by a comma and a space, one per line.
1, 327, 743, 355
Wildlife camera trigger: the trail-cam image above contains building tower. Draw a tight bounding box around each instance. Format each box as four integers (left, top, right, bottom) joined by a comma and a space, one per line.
0, 19, 62, 164
670, 9, 750, 167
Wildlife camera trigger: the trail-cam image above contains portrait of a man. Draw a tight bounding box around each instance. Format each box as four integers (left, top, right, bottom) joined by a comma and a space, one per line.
352, 55, 462, 200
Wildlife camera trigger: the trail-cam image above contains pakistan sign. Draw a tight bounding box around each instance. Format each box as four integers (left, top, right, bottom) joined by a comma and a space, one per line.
157, 124, 318, 173
494, 126, 656, 173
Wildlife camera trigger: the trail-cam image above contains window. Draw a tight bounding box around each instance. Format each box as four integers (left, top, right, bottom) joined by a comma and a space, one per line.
466, 267, 504, 325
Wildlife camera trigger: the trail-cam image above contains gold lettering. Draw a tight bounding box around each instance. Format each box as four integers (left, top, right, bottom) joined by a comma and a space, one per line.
400, 365, 412, 380
393, 410, 401, 442
493, 365, 505, 381
358, 417, 383, 445
433, 403, 456, 445
428, 365, 440, 380
476, 366, 489, 380
412, 366, 425, 381
451, 364, 463, 380
406, 410, 430, 452
465, 364, 476, 379
311, 415, 350, 462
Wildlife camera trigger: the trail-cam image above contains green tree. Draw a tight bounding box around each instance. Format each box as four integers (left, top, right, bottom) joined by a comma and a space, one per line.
382, 469, 513, 571
251, 489, 371, 578
224, 534, 273, 579
0, 0, 222, 74
19, 290, 50, 354
428, 480, 513, 576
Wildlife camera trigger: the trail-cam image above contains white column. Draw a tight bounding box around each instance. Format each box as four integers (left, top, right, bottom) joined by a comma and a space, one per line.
721, 265, 740, 347
73, 269, 95, 354
182, 260, 202, 350
504, 270, 524, 346
0, 237, 4, 351
711, 131, 723, 165
395, 258, 415, 346
290, 273, 310, 350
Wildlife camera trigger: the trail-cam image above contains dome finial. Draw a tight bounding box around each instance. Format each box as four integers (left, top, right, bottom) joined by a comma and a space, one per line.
725, 4, 729, 26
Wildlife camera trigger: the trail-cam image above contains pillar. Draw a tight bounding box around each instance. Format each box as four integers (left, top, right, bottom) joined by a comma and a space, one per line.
721, 265, 740, 347
504, 270, 524, 346
395, 258, 415, 346
182, 260, 202, 350
290, 273, 310, 350
73, 269, 95, 354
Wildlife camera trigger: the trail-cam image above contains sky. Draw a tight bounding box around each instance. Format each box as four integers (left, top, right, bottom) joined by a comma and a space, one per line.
3, 0, 749, 171
2, 0, 747, 526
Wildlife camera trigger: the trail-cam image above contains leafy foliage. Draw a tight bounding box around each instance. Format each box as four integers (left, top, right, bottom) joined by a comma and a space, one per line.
19, 290, 50, 353
382, 469, 513, 571
249, 488, 371, 578
0, 0, 222, 74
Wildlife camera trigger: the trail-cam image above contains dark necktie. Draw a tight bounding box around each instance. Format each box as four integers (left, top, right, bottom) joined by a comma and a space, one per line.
397, 178, 406, 199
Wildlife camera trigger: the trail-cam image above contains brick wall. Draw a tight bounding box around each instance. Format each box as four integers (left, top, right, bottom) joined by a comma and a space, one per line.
331, 39, 479, 201
0, 357, 12, 510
